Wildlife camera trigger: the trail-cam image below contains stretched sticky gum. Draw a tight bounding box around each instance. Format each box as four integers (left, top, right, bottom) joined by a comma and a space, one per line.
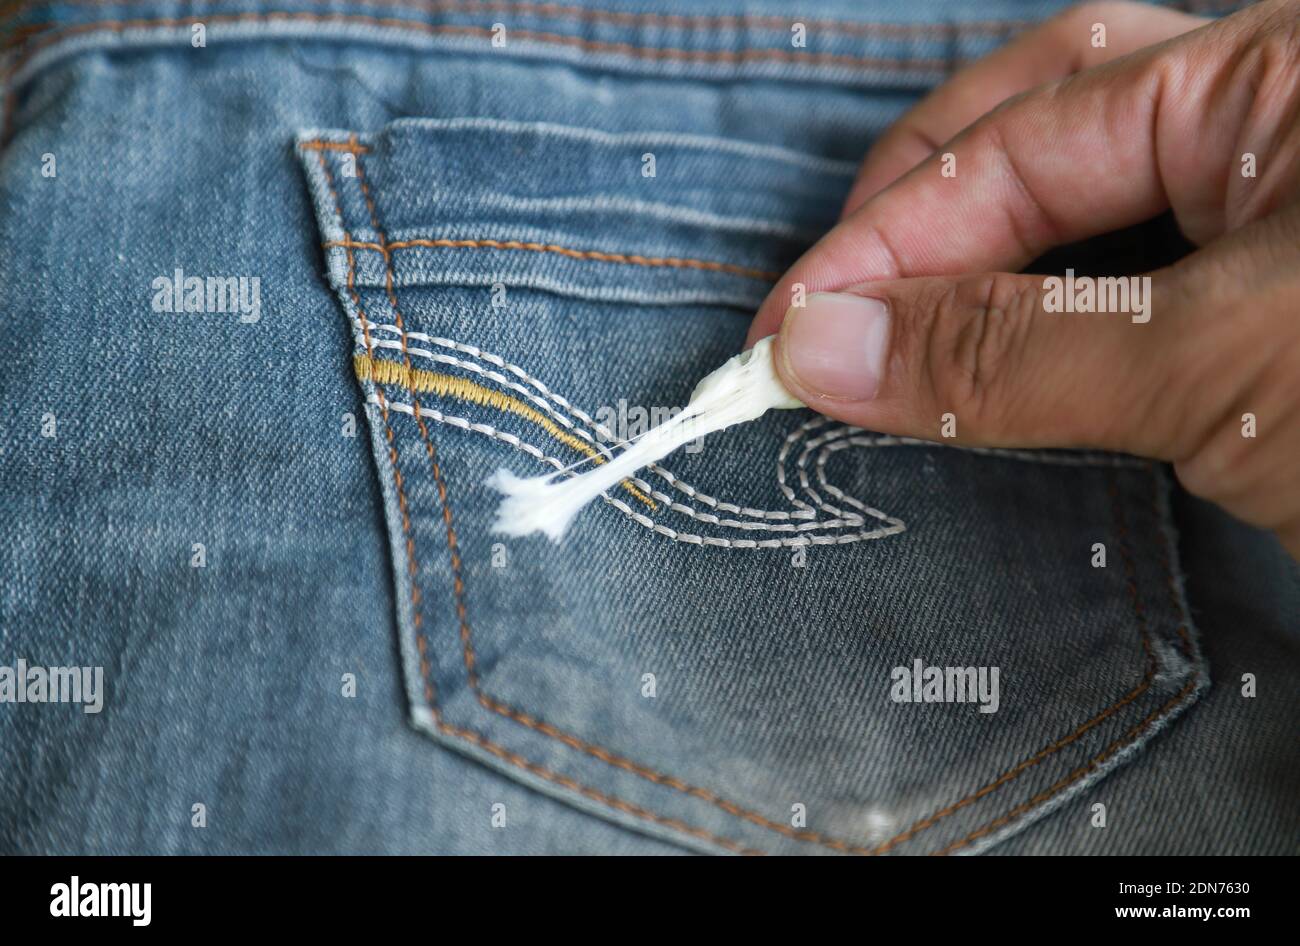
487, 335, 803, 541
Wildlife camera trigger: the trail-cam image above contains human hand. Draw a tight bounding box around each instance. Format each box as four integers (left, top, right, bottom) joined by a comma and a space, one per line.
749, 0, 1300, 557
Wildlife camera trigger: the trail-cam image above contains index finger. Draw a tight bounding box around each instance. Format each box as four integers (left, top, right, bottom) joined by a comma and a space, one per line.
747, 5, 1243, 345
841, 1, 1208, 216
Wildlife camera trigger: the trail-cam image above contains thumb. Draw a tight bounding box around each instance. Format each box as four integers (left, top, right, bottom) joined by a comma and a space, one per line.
772, 272, 1186, 458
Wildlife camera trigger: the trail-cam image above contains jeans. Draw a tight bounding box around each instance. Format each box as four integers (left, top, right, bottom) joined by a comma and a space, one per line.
1, 0, 1293, 855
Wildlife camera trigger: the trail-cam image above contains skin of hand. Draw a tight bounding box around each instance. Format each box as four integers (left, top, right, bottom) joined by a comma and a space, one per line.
748, 0, 1300, 558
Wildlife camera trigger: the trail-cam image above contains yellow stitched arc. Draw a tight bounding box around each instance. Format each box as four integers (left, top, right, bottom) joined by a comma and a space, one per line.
354, 354, 656, 509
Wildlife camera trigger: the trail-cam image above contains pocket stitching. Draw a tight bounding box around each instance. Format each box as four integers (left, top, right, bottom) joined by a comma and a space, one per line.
347, 312, 1153, 548
312, 140, 767, 855
369, 388, 909, 548
383, 361, 1187, 856
328, 237, 782, 282
353, 352, 657, 508
308, 136, 1203, 856
937, 477, 1199, 853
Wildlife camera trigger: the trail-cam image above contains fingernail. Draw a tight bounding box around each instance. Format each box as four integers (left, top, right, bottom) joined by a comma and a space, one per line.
780, 292, 890, 400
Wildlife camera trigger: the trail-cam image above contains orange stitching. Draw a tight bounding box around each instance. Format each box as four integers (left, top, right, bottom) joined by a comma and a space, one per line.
1, 22, 48, 49
433, 715, 758, 853
0, 0, 1254, 141
316, 145, 435, 721
1112, 471, 1158, 679
465, 685, 898, 847
315, 149, 422, 624
0, 0, 28, 33
304, 0, 1028, 37
3, 13, 956, 82
314, 144, 1190, 858
3, 0, 1254, 39
0, 5, 984, 142
350, 131, 447, 512
935, 677, 1201, 855
319, 140, 761, 856
299, 139, 371, 154
324, 236, 779, 282
935, 469, 1200, 855
871, 691, 1155, 852
0, 0, 1035, 38
0, 0, 1248, 44
1149, 473, 1195, 663
867, 469, 1158, 852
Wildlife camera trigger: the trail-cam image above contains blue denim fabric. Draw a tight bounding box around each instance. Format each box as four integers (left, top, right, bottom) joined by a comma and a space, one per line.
1, 0, 1293, 855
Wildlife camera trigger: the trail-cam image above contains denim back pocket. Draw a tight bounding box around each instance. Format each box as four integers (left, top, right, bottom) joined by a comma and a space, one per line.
296, 118, 1205, 855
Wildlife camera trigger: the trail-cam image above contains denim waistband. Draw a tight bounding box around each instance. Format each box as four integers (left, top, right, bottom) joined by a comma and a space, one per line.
0, 0, 1254, 116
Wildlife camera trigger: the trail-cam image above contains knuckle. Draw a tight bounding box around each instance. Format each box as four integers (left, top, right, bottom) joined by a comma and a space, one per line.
1209, 19, 1300, 230
1171, 303, 1300, 531
1251, 0, 1300, 37
919, 274, 1041, 429
1240, 13, 1300, 110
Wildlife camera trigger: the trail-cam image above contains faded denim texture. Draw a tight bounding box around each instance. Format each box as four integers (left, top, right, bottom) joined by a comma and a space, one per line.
1, 0, 1294, 855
